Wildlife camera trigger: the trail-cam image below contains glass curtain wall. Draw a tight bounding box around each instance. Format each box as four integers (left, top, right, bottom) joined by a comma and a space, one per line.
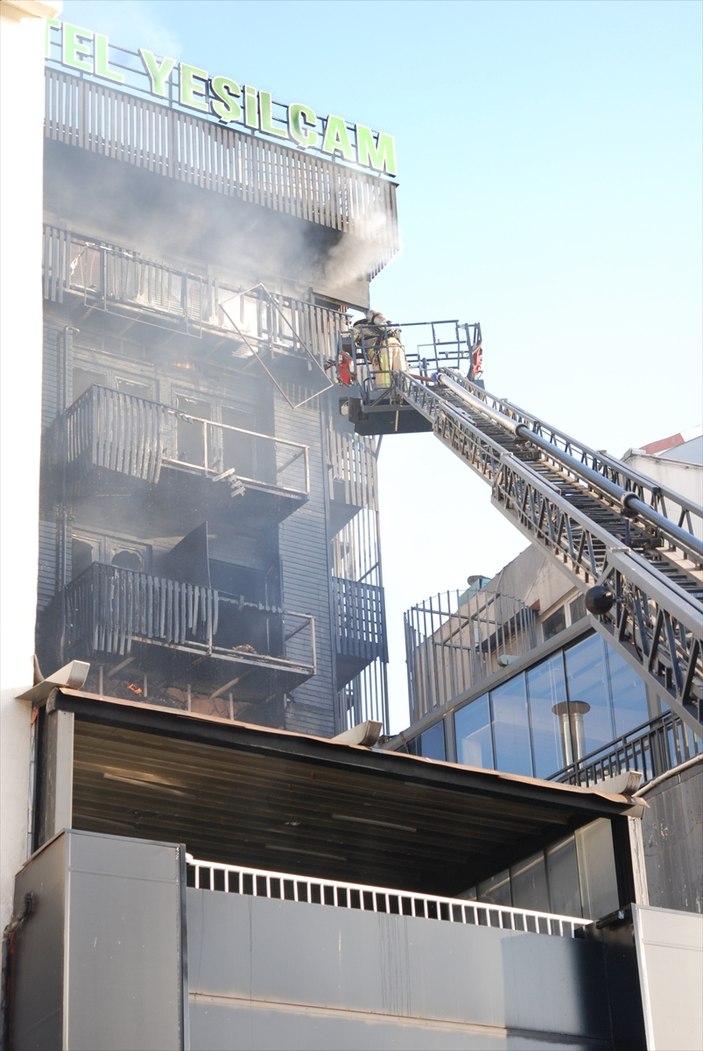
449, 632, 649, 779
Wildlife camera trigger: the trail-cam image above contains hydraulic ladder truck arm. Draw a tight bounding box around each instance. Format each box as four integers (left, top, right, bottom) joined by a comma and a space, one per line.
334, 320, 703, 735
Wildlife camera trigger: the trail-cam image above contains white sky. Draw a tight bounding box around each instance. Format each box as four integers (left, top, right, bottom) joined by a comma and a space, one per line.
60, 0, 703, 730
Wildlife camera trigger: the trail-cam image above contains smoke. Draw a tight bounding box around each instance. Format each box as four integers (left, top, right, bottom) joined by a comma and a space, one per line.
322, 196, 401, 297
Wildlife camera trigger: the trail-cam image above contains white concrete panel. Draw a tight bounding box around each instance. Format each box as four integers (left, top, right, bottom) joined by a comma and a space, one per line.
633, 904, 703, 1051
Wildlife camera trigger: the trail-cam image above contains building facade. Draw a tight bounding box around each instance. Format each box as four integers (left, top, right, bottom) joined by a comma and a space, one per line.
36, 21, 396, 740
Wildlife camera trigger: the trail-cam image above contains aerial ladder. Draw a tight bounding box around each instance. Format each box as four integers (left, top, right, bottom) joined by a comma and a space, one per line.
332, 318, 703, 736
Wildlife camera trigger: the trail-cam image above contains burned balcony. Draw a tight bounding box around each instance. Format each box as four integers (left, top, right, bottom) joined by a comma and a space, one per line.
47, 385, 309, 531
44, 227, 341, 392
55, 562, 315, 705
334, 577, 388, 687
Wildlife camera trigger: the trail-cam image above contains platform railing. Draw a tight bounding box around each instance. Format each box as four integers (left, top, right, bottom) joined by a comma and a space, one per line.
186, 856, 586, 938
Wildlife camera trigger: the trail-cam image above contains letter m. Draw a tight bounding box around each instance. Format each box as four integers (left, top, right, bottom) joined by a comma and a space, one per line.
356, 127, 397, 177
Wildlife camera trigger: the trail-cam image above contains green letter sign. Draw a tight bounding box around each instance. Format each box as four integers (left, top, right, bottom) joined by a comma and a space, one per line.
48, 21, 397, 178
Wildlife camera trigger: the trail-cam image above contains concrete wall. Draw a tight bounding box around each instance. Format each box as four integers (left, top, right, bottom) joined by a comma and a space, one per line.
0, 0, 62, 934
632, 904, 703, 1051
640, 757, 703, 913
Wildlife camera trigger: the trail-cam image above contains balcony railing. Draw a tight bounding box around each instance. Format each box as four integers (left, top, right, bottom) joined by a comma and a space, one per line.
57, 384, 309, 498
187, 856, 586, 939
62, 563, 315, 683
43, 227, 341, 391
550, 710, 702, 788
333, 577, 387, 663
327, 423, 378, 509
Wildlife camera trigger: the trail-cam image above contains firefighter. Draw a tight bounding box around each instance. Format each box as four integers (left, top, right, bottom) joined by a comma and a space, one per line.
336, 348, 355, 385
471, 341, 485, 389
325, 319, 357, 385
353, 309, 407, 388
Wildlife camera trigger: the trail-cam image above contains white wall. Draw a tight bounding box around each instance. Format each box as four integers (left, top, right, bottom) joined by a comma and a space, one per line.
633, 904, 703, 1051
0, 0, 62, 931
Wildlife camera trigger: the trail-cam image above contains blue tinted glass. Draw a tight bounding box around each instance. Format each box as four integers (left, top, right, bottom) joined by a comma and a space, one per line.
454, 695, 494, 769
564, 635, 615, 756
418, 721, 446, 760
605, 646, 649, 736
491, 676, 533, 776
526, 653, 569, 777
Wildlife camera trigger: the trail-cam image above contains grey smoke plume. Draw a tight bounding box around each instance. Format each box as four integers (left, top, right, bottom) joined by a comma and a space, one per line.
322, 197, 401, 297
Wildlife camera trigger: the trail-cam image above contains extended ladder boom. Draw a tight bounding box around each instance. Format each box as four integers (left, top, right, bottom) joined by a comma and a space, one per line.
350, 363, 703, 734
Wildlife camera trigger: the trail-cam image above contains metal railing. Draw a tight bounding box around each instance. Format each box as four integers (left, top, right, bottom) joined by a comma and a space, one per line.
405, 588, 538, 722
186, 857, 586, 938
327, 421, 379, 510
336, 658, 389, 735
333, 577, 388, 662
551, 710, 702, 787
165, 414, 310, 496
58, 385, 310, 496
62, 563, 316, 674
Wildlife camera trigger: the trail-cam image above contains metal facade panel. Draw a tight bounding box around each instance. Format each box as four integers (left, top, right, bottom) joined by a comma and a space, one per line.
189, 1001, 600, 1051
187, 889, 613, 1045
11, 835, 67, 1051
276, 395, 335, 737
64, 831, 186, 1051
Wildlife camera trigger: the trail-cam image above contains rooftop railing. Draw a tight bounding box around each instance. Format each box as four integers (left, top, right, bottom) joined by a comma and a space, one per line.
44, 67, 399, 272
186, 856, 586, 938
405, 587, 539, 721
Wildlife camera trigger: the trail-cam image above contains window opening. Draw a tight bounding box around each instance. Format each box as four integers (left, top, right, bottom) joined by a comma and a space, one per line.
542, 607, 566, 641
176, 395, 212, 469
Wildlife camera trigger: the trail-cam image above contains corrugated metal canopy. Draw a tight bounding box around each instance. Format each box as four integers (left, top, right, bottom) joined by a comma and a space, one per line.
52, 689, 638, 896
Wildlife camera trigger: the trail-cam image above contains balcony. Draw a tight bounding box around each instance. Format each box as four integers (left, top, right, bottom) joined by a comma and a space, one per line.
333, 577, 387, 687
57, 562, 315, 703
48, 385, 309, 531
